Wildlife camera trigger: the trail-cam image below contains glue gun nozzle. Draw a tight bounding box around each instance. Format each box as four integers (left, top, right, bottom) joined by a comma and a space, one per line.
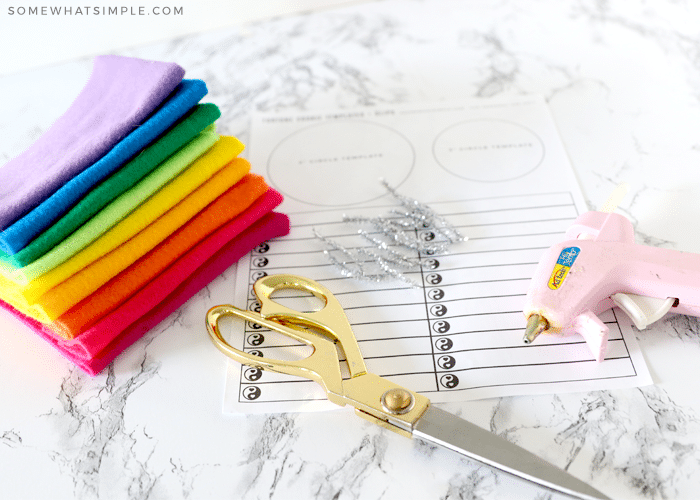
523, 314, 549, 344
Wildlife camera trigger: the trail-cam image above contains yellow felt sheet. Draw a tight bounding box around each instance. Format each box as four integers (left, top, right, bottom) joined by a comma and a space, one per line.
0, 136, 246, 322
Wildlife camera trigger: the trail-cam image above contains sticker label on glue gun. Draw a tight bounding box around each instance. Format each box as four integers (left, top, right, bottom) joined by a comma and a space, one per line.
548, 246, 580, 290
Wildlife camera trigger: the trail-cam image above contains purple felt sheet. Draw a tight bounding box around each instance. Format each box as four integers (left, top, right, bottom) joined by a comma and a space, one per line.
0, 55, 185, 229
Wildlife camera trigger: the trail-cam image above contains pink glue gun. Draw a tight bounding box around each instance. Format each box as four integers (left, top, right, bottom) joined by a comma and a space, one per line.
522, 187, 700, 362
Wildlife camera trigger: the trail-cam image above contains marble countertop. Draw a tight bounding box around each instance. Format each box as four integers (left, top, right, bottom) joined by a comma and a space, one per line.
3, 1, 700, 498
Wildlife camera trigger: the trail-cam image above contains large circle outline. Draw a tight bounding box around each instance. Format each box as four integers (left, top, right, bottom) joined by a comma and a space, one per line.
265, 119, 415, 207
432, 119, 545, 182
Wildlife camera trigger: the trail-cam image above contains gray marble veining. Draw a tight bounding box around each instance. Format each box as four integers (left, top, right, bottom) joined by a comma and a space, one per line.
3, 0, 700, 498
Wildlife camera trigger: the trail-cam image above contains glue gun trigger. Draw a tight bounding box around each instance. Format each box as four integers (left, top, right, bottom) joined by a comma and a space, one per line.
611, 293, 676, 330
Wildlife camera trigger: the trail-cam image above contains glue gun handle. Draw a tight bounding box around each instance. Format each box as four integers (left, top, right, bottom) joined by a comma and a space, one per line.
626, 244, 700, 318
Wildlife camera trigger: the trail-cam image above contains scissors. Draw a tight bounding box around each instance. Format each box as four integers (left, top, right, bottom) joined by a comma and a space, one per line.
206, 274, 610, 500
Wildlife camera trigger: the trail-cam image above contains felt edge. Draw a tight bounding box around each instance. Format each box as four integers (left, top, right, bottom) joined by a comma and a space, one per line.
51, 173, 270, 339
64, 188, 284, 356
82, 212, 290, 375
0, 212, 290, 376
0, 79, 211, 255
9, 103, 222, 269
0, 57, 186, 233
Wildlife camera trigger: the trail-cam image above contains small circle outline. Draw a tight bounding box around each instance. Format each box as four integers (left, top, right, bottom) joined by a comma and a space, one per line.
432, 118, 545, 182
266, 119, 416, 207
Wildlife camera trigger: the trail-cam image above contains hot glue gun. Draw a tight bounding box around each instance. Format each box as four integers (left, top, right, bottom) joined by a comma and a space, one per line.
522, 185, 700, 362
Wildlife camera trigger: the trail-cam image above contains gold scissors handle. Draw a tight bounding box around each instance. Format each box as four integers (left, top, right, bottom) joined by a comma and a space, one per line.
207, 275, 612, 499
207, 304, 347, 395
206, 274, 430, 435
252, 274, 368, 378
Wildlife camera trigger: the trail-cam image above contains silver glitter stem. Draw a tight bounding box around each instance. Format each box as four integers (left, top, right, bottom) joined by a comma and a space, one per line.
314, 181, 467, 285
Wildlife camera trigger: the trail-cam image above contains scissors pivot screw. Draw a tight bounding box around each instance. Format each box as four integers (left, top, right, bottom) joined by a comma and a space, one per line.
207, 274, 611, 500
381, 388, 415, 415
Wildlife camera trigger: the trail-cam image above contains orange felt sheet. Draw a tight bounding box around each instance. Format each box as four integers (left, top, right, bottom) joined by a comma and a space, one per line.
51, 173, 269, 339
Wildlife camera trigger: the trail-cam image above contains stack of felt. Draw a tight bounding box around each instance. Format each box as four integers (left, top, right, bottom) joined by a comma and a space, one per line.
0, 55, 290, 375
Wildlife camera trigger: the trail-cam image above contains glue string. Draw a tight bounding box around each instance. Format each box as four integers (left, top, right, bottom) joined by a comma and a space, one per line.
314, 181, 466, 285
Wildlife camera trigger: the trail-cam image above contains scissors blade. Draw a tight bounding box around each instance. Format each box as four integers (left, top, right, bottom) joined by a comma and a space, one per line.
412, 406, 610, 500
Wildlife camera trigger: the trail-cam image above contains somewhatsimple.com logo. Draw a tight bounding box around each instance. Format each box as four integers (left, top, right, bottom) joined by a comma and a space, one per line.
7, 6, 183, 16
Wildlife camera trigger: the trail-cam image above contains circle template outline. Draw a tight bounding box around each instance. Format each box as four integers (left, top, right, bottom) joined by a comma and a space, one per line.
432, 118, 545, 182
266, 119, 416, 207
